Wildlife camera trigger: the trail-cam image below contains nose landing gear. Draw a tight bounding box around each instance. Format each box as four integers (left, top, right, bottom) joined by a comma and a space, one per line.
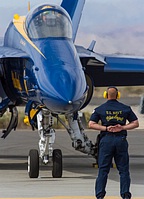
27, 109, 63, 178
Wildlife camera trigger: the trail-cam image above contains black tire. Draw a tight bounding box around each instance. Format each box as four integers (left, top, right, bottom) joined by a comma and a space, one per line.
52, 149, 62, 178
28, 149, 39, 178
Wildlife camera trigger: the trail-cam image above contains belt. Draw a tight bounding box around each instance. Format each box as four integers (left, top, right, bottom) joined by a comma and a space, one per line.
100, 131, 126, 137
105, 132, 125, 136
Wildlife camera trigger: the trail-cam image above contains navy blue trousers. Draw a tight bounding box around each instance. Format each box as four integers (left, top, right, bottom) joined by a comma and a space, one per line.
95, 134, 131, 198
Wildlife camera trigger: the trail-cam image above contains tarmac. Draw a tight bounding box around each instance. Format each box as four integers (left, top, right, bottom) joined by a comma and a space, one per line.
0, 96, 143, 199
0, 128, 143, 198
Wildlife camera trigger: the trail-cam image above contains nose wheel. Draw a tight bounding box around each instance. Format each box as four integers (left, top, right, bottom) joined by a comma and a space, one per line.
27, 148, 63, 178
52, 149, 63, 178
28, 149, 39, 178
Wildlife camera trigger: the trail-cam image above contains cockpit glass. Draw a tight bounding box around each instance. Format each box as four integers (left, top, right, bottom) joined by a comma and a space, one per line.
26, 9, 72, 39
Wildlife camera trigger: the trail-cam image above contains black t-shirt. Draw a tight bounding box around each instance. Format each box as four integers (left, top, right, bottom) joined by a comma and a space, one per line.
90, 99, 138, 135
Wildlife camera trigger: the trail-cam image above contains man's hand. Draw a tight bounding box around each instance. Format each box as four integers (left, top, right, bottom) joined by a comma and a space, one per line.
107, 124, 123, 133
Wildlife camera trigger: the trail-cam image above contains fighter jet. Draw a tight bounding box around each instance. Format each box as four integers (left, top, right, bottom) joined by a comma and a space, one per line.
0, 0, 144, 178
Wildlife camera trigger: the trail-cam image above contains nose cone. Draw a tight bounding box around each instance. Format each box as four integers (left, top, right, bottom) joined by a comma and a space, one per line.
32, 38, 87, 113
39, 66, 87, 113
42, 95, 86, 114
50, 68, 85, 102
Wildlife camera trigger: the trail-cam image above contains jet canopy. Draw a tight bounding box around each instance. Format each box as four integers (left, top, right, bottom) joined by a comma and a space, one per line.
25, 4, 72, 39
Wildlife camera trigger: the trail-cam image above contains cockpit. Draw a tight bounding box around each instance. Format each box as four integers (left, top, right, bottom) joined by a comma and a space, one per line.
25, 4, 72, 39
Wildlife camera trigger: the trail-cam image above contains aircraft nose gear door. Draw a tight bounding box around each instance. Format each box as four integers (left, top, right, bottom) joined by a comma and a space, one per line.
27, 109, 63, 178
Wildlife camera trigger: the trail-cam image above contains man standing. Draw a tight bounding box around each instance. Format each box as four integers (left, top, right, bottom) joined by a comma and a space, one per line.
89, 86, 139, 199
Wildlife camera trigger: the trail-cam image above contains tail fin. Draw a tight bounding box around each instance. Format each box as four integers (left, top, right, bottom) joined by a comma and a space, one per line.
61, 0, 85, 42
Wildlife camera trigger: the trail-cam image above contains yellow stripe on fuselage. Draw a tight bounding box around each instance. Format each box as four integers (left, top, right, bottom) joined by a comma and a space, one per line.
13, 16, 46, 59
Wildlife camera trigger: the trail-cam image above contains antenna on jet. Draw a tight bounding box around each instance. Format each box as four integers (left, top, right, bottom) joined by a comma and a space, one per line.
28, 1, 30, 11
87, 40, 96, 52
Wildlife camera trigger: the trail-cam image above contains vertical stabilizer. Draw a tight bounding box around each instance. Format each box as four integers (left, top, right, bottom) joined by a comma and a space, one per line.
61, 0, 85, 42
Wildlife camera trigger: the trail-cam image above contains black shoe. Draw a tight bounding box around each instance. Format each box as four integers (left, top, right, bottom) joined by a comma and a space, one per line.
123, 194, 131, 199
97, 197, 104, 199
123, 193, 131, 199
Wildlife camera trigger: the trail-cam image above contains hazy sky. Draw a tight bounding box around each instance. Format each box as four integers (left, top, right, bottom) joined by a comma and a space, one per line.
1, 0, 144, 55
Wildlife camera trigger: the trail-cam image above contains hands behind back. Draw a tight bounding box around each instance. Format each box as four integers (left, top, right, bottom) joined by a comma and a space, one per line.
107, 124, 123, 133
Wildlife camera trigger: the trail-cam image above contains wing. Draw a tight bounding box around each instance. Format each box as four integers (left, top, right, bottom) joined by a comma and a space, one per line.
104, 54, 144, 72
0, 46, 30, 103
0, 46, 31, 103
0, 46, 30, 58
61, 0, 85, 42
76, 45, 144, 87
0, 46, 31, 138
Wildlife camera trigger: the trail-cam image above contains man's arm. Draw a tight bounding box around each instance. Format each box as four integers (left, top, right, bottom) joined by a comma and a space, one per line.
107, 120, 139, 133
89, 119, 139, 133
122, 120, 139, 130
89, 121, 107, 131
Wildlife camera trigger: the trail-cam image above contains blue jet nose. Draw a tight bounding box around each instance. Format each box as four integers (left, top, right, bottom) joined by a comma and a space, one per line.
39, 64, 87, 113
31, 37, 87, 113
49, 66, 86, 102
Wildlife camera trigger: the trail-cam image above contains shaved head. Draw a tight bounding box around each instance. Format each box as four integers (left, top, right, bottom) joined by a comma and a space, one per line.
107, 87, 118, 99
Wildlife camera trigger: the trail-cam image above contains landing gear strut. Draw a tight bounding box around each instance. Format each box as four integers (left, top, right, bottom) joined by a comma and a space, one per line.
27, 109, 63, 178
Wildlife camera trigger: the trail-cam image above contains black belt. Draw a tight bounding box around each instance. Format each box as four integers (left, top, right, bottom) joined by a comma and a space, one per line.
106, 133, 125, 136
100, 131, 126, 137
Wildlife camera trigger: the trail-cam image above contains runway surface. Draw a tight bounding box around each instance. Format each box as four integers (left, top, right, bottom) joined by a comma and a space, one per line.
0, 129, 144, 198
